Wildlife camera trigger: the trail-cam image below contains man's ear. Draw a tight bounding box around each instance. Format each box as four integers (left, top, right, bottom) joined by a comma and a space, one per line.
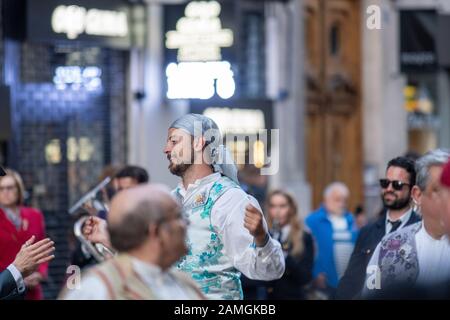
411, 185, 422, 206
192, 136, 206, 152
148, 224, 159, 240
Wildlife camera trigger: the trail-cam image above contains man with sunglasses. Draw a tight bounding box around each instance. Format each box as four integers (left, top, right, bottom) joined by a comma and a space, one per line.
363, 149, 450, 299
336, 156, 421, 299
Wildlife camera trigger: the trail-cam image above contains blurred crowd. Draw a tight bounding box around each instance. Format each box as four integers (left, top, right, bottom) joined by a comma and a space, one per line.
1, 114, 450, 300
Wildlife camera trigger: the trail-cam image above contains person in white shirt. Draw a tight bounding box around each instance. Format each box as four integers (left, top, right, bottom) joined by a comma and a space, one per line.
82, 114, 285, 300
164, 114, 284, 299
364, 149, 450, 299
61, 184, 204, 300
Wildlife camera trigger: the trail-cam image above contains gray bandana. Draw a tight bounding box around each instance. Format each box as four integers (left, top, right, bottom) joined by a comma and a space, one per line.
169, 113, 239, 184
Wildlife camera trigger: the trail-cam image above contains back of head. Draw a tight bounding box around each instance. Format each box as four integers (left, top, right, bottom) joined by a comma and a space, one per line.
115, 165, 149, 184
107, 184, 176, 252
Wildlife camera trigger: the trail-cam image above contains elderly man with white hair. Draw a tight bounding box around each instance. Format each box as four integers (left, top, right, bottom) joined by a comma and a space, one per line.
306, 182, 357, 294
364, 149, 450, 299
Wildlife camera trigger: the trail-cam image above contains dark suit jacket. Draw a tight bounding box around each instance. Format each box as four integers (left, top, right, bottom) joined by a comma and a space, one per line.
335, 210, 421, 299
242, 231, 315, 300
265, 231, 315, 300
0, 268, 23, 300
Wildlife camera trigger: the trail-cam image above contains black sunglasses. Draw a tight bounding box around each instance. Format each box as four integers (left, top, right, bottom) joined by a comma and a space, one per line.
379, 179, 410, 190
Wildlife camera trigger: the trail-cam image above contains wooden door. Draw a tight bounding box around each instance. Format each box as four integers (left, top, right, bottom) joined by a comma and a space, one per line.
304, 0, 363, 211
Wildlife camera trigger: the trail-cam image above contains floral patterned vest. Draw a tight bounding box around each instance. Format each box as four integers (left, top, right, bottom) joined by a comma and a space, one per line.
173, 175, 243, 300
378, 222, 421, 288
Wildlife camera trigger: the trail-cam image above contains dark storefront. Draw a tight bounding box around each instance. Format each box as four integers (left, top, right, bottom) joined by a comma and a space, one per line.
0, 0, 144, 298
400, 10, 450, 153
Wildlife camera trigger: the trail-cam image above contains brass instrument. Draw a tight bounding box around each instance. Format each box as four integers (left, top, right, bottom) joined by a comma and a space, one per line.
69, 177, 115, 262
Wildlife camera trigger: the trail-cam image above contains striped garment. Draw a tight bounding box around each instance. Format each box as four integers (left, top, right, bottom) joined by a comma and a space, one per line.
328, 214, 354, 279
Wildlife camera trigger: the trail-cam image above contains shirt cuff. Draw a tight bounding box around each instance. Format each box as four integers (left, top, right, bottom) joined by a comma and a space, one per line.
7, 264, 26, 294
255, 235, 277, 255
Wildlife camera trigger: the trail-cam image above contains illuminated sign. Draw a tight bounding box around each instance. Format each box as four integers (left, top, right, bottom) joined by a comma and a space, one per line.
165, 1, 233, 62
53, 66, 102, 91
165, 1, 235, 100
45, 137, 95, 164
166, 61, 235, 100
203, 108, 265, 134
51, 5, 128, 40
203, 107, 267, 169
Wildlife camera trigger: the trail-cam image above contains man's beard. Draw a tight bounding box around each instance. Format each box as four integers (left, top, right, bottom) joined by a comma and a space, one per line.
382, 191, 411, 210
169, 162, 192, 177
167, 153, 194, 177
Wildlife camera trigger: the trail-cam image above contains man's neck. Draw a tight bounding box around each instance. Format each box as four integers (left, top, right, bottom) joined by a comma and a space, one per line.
423, 218, 445, 240
387, 205, 411, 221
181, 164, 214, 190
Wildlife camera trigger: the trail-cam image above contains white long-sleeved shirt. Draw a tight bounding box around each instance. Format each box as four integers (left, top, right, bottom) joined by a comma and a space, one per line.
6, 264, 25, 294
175, 173, 285, 281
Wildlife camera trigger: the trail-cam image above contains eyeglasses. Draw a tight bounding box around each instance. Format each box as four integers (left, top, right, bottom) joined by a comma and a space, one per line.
0, 185, 17, 193
379, 179, 410, 191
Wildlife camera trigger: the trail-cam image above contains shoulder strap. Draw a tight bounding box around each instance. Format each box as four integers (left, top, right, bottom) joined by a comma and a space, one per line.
90, 258, 128, 300
91, 255, 157, 300
208, 176, 241, 204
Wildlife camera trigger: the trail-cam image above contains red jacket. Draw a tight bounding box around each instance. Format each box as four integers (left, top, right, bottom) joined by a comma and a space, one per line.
0, 206, 48, 300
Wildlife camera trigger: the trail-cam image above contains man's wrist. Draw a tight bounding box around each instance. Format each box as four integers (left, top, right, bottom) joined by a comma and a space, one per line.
255, 233, 270, 247
11, 262, 25, 276
7, 264, 26, 294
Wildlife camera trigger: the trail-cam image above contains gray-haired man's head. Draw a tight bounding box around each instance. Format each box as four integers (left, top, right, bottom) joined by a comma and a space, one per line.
415, 149, 450, 191
107, 184, 188, 269
323, 182, 350, 216
412, 149, 450, 226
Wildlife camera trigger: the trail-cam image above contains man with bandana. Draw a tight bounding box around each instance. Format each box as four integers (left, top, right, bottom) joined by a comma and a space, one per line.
83, 114, 285, 300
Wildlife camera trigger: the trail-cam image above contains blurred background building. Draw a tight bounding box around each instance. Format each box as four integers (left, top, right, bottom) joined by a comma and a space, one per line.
1, 0, 450, 298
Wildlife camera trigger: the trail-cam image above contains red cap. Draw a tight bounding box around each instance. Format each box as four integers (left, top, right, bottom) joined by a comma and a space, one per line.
441, 159, 450, 188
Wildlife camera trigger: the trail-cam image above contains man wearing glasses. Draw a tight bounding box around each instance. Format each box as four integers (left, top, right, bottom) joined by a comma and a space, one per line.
61, 184, 205, 300
336, 156, 421, 299
363, 149, 450, 299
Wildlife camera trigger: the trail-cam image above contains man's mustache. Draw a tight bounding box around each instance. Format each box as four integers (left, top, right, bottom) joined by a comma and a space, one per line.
383, 192, 397, 198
